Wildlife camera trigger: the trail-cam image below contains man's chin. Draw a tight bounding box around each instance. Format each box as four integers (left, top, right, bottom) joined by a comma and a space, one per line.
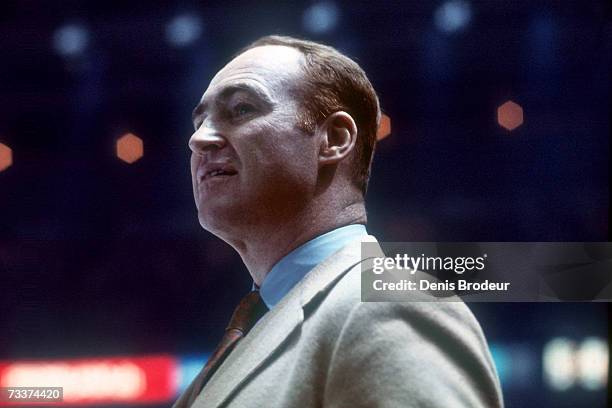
197, 207, 244, 235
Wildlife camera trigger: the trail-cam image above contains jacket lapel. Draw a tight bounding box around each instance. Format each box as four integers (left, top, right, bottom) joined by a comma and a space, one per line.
194, 235, 380, 407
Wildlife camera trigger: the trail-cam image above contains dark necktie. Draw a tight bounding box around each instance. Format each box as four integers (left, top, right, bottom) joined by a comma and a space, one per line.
186, 290, 268, 406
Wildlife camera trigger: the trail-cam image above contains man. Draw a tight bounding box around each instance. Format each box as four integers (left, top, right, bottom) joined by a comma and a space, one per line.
175, 35, 503, 408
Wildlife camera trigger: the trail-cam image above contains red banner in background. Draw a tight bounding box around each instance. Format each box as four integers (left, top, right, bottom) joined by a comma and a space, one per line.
0, 355, 177, 405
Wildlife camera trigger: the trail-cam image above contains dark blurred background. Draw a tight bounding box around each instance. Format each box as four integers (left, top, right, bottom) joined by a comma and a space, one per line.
0, 1, 610, 407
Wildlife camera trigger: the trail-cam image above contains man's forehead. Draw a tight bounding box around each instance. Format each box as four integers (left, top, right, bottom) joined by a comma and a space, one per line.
207, 45, 304, 91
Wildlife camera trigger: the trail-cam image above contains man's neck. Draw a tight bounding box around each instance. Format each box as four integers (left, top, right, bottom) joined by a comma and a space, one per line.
228, 200, 367, 287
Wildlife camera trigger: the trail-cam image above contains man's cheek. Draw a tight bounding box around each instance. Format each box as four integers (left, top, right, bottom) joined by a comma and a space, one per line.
190, 154, 199, 175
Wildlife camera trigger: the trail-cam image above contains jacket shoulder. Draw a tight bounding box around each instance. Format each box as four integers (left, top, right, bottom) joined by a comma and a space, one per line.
307, 263, 504, 407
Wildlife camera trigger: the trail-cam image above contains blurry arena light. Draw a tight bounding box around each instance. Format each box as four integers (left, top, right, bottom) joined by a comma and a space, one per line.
0, 143, 12, 172
543, 336, 609, 391
377, 114, 392, 140
302, 2, 340, 34
165, 13, 203, 48
116, 133, 144, 164
176, 355, 208, 393
543, 338, 576, 391
490, 343, 537, 389
576, 337, 608, 390
0, 355, 175, 404
53, 24, 89, 57
497, 100, 524, 131
489, 344, 510, 385
434, 0, 472, 34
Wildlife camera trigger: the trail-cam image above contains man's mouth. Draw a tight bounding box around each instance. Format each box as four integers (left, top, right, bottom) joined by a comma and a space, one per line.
200, 166, 238, 181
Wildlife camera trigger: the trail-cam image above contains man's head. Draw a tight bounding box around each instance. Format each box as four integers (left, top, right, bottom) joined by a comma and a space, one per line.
240, 36, 381, 194
189, 35, 380, 238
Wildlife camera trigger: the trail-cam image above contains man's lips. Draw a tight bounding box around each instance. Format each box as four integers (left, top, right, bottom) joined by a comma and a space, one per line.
197, 164, 238, 182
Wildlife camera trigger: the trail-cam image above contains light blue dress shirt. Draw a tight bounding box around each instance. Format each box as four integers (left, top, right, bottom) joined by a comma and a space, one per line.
257, 224, 368, 309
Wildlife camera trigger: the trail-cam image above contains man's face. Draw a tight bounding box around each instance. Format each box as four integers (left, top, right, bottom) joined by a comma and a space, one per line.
189, 45, 319, 236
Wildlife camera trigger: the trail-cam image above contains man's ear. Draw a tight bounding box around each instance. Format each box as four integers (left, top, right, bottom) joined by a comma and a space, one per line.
318, 111, 358, 166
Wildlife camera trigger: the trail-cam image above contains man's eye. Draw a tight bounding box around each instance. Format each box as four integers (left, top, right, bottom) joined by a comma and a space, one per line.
233, 103, 255, 117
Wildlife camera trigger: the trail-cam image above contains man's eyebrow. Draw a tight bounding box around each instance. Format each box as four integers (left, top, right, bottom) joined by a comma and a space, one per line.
191, 83, 275, 123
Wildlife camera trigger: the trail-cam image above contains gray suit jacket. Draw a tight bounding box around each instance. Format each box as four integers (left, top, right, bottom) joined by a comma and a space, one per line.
174, 235, 504, 407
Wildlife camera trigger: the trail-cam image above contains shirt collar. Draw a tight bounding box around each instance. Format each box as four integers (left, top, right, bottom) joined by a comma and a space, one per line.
257, 224, 367, 309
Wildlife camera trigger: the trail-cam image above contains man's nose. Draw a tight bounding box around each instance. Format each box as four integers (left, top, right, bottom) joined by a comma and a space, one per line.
189, 125, 226, 154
